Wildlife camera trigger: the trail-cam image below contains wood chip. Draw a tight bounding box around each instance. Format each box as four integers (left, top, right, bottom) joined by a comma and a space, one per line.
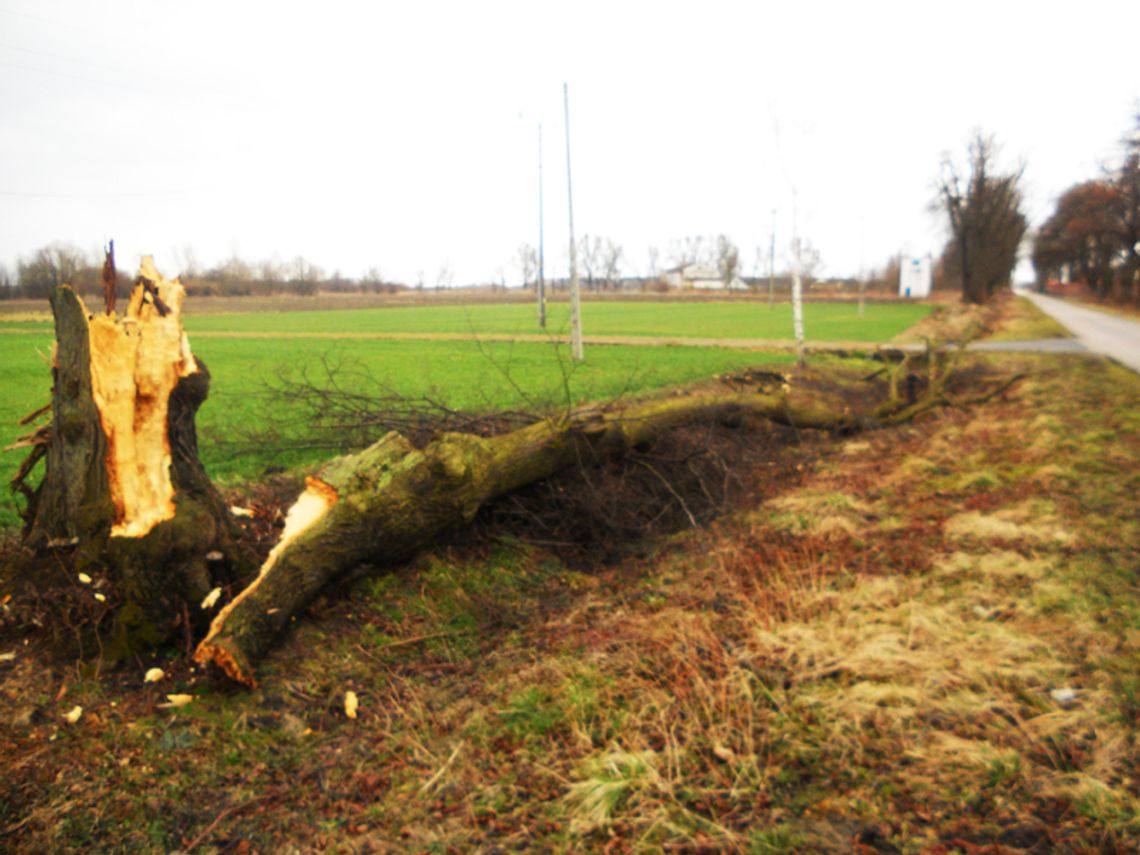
144, 668, 165, 683
200, 587, 222, 610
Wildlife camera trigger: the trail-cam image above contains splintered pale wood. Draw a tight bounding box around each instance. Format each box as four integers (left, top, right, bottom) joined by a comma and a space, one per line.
194, 388, 859, 686
84, 257, 198, 537
22, 264, 254, 656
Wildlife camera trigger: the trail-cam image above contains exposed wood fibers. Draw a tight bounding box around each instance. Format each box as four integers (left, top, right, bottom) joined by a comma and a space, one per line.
196, 476, 339, 684
82, 257, 198, 538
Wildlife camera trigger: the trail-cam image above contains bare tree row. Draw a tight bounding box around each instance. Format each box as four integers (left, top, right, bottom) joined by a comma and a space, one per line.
0, 245, 404, 301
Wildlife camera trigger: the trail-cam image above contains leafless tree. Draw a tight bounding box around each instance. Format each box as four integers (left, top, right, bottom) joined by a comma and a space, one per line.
936, 132, 1028, 304
646, 245, 661, 279
716, 234, 740, 289
173, 243, 200, 279
578, 235, 601, 290
285, 256, 322, 296
257, 258, 283, 286
797, 239, 822, 288
599, 238, 623, 290
360, 266, 385, 293
435, 263, 454, 291
17, 242, 89, 299
667, 236, 712, 269
0, 262, 13, 296
516, 244, 537, 290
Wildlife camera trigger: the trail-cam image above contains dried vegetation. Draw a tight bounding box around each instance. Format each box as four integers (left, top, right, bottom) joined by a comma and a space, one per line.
1, 307, 1138, 851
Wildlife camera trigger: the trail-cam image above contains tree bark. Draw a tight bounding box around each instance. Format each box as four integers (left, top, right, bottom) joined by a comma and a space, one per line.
19, 261, 252, 655
195, 338, 1026, 688
194, 386, 866, 686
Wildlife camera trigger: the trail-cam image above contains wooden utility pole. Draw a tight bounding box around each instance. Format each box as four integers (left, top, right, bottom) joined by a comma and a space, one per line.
564, 82, 583, 362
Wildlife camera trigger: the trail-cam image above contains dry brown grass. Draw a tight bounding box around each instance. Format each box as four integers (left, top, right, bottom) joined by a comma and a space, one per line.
1, 336, 1138, 851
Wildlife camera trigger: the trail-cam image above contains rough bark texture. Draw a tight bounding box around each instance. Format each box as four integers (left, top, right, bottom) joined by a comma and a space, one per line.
195, 388, 861, 686
21, 272, 252, 654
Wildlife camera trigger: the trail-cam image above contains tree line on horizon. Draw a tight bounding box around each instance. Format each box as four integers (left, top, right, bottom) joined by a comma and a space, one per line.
0, 233, 891, 302
14, 116, 1136, 306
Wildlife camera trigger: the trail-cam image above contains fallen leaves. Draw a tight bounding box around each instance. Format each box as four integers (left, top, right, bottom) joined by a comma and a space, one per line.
344, 690, 359, 720
63, 705, 83, 724
158, 694, 193, 709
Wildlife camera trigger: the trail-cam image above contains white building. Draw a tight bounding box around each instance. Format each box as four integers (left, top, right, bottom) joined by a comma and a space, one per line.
899, 256, 933, 298
662, 263, 747, 291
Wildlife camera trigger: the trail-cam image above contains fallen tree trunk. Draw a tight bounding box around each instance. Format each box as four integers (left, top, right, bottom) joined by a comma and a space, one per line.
197, 341, 1026, 687
15, 260, 252, 654
193, 383, 885, 685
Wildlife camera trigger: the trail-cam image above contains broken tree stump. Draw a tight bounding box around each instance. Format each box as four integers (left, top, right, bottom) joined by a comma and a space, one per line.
19, 258, 251, 654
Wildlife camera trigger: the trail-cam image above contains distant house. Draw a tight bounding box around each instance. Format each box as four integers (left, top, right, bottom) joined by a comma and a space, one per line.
661, 263, 747, 291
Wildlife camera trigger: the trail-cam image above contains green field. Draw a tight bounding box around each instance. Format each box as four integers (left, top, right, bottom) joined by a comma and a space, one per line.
178, 300, 928, 341
0, 300, 927, 530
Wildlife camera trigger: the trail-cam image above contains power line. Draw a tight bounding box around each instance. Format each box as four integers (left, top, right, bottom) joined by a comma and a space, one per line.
0, 5, 91, 34
0, 58, 155, 92
0, 188, 197, 199
0, 40, 139, 77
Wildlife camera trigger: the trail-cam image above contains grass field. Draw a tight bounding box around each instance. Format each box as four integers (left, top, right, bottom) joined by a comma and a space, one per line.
182, 300, 929, 341
0, 299, 930, 342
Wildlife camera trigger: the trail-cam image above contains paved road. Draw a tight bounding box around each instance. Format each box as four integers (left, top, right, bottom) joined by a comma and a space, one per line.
1022, 291, 1140, 373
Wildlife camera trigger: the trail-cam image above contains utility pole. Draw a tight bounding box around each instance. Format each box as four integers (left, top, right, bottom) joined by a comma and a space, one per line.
564, 82, 583, 362
858, 222, 866, 318
790, 192, 805, 366
537, 122, 546, 328
768, 208, 776, 310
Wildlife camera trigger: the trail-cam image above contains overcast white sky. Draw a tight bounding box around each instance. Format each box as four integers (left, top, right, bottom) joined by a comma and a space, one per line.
1, 0, 1138, 286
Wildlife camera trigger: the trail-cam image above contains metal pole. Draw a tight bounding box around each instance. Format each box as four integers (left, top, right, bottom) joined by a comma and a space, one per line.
564, 82, 583, 362
790, 193, 805, 365
768, 208, 775, 309
537, 122, 546, 328
858, 222, 865, 318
